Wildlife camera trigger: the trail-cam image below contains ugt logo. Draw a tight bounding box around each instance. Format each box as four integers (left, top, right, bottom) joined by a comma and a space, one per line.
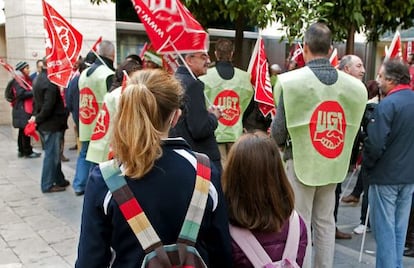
79, 87, 99, 125
91, 103, 110, 141
214, 89, 240, 126
309, 101, 346, 158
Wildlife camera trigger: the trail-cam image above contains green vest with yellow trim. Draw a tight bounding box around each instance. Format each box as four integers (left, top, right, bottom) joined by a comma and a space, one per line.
278, 67, 367, 186
200, 67, 253, 143
78, 65, 114, 141
86, 86, 121, 163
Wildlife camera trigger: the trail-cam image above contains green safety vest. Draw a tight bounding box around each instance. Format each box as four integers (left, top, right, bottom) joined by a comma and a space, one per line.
78, 65, 114, 141
200, 67, 253, 143
278, 67, 367, 186
86, 86, 121, 164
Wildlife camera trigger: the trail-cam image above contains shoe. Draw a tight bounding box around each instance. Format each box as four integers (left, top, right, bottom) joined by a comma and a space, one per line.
353, 224, 371, 235
335, 228, 352, 239
17, 152, 23, 158
75, 191, 85, 196
341, 194, 360, 203
61, 155, 70, 162
43, 185, 66, 193
69, 145, 78, 150
404, 247, 414, 257
58, 179, 70, 187
25, 152, 41, 158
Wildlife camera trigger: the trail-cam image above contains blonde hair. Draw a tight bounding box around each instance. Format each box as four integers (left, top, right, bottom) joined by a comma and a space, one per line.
111, 69, 183, 179
222, 131, 295, 232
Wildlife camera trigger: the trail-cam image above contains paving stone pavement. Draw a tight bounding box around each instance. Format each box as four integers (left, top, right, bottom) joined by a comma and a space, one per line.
0, 124, 414, 267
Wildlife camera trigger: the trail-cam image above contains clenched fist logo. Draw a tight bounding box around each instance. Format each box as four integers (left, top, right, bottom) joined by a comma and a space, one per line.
309, 101, 346, 159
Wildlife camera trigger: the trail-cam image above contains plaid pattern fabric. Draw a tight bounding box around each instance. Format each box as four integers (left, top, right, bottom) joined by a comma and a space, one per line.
99, 152, 211, 252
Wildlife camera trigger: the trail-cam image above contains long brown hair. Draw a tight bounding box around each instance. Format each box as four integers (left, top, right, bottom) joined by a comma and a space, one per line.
222, 131, 295, 232
111, 69, 183, 179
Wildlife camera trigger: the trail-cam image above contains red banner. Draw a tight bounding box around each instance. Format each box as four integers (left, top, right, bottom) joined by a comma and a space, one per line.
289, 43, 305, 68
329, 48, 338, 68
247, 38, 275, 117
91, 36, 102, 52
130, 0, 208, 54
403, 41, 414, 62
385, 31, 401, 60
42, 0, 83, 88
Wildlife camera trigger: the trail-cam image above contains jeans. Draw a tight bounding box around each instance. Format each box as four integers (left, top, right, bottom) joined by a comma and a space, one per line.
39, 130, 65, 192
73, 141, 93, 193
369, 184, 414, 268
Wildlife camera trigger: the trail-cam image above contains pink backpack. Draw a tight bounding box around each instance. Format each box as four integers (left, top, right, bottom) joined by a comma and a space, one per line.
229, 210, 301, 268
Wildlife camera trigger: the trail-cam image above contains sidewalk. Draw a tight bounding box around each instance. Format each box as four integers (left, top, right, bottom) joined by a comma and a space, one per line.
0, 124, 414, 267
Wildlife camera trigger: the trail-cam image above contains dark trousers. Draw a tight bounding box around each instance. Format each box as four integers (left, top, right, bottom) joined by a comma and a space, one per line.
405, 196, 414, 248
18, 128, 33, 156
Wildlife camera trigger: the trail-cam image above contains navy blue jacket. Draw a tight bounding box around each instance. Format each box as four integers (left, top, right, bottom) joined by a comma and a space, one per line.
169, 66, 221, 171
75, 138, 232, 268
364, 87, 414, 185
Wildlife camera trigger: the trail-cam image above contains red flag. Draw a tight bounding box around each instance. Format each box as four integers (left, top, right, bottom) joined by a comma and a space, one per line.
91, 36, 102, 52
130, 0, 208, 54
42, 0, 83, 88
247, 38, 275, 117
403, 41, 414, 62
0, 57, 32, 90
385, 31, 402, 60
162, 53, 179, 74
290, 43, 305, 68
329, 48, 338, 68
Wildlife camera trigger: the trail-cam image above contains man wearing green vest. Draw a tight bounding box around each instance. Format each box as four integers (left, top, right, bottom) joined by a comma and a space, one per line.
200, 39, 253, 165
73, 40, 115, 196
271, 23, 367, 268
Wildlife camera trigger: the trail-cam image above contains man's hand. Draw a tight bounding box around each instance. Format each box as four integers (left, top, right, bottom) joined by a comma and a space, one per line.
28, 116, 36, 123
208, 105, 222, 119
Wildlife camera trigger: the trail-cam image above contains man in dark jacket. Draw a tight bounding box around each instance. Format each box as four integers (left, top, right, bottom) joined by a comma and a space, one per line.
169, 51, 222, 173
30, 59, 69, 193
364, 59, 414, 267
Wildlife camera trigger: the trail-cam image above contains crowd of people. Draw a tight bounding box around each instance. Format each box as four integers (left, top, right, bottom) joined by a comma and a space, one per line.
7, 21, 414, 267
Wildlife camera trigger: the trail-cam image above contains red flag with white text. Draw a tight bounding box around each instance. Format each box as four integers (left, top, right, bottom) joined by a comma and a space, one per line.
130, 0, 208, 54
289, 43, 305, 68
42, 0, 83, 88
329, 48, 338, 68
162, 54, 179, 74
247, 38, 275, 117
385, 31, 402, 60
403, 41, 414, 62
91, 36, 102, 53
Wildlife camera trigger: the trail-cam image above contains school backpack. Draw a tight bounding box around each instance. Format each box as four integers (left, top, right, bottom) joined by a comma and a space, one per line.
4, 79, 16, 103
229, 210, 301, 268
99, 152, 211, 268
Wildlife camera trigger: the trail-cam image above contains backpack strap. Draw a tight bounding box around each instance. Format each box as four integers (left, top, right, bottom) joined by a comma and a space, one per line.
177, 152, 211, 246
99, 159, 162, 251
281, 210, 300, 261
229, 225, 272, 267
99, 152, 211, 252
229, 210, 300, 267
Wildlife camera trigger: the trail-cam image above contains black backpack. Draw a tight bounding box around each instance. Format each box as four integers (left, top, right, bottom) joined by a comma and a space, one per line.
4, 79, 16, 103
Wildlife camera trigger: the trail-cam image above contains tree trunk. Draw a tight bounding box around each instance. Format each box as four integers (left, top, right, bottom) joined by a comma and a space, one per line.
233, 14, 245, 68
346, 24, 355, 55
